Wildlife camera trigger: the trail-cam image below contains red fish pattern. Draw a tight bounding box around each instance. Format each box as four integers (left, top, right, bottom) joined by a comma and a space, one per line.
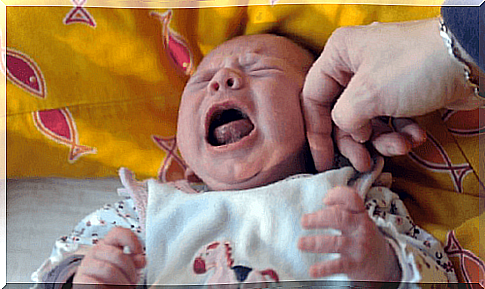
4, 48, 46, 99
63, 0, 96, 27
151, 10, 195, 76
152, 135, 187, 182
441, 108, 485, 137
444, 230, 485, 286
32, 108, 97, 163
408, 131, 473, 193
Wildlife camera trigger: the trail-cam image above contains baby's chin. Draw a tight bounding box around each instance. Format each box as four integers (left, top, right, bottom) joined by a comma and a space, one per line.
204, 143, 320, 191
205, 170, 289, 192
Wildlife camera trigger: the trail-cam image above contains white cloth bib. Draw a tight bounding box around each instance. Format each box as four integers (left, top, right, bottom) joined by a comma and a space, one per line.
146, 167, 361, 287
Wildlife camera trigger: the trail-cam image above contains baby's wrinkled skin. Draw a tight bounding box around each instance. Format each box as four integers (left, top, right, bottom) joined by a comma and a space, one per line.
177, 34, 323, 191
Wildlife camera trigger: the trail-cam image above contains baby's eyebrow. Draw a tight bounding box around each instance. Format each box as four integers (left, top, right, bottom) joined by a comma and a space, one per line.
190, 54, 257, 80
187, 68, 218, 83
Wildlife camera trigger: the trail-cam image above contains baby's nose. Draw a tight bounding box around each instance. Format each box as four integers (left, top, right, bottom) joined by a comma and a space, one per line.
209, 68, 243, 93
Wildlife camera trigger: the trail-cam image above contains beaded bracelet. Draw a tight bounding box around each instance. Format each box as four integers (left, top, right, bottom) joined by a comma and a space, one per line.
439, 17, 483, 101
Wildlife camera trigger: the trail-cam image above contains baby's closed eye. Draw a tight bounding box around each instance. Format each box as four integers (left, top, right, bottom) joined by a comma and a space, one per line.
186, 72, 215, 90
246, 65, 282, 76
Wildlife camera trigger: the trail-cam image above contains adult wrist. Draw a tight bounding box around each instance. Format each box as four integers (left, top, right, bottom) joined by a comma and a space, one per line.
438, 17, 483, 101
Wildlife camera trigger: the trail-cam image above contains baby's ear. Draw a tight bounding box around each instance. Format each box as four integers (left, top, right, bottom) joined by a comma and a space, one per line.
185, 167, 203, 183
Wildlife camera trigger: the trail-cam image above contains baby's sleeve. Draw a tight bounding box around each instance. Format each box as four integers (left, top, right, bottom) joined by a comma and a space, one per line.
365, 186, 457, 285
31, 184, 146, 288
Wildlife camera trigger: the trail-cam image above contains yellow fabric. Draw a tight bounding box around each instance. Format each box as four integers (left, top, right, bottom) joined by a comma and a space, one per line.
454, 214, 483, 260
6, 5, 440, 180
386, 109, 484, 282
6, 3, 483, 283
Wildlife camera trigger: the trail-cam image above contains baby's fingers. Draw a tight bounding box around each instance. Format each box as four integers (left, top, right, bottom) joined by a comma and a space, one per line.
308, 258, 353, 278
104, 227, 144, 255
76, 258, 132, 285
323, 186, 365, 212
298, 235, 350, 254
301, 206, 365, 232
133, 253, 147, 269
90, 243, 138, 283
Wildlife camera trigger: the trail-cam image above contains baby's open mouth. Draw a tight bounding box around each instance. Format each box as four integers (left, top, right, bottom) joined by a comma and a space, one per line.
207, 108, 254, 146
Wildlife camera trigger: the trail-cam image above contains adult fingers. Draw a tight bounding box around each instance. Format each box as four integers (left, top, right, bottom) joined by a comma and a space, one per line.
302, 97, 335, 172
367, 118, 410, 156
331, 71, 379, 144
334, 127, 372, 172
391, 118, 427, 148
301, 28, 353, 172
103, 227, 144, 255
298, 235, 351, 254
371, 133, 412, 157
371, 118, 426, 156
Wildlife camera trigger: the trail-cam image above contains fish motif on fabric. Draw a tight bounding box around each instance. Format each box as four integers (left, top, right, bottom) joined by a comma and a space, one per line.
408, 131, 472, 193
441, 108, 485, 136
33, 108, 97, 163
4, 48, 47, 99
63, 0, 96, 27
444, 230, 485, 286
151, 10, 195, 76
152, 135, 187, 182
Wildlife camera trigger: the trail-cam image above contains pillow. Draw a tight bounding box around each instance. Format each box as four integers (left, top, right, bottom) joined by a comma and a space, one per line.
6, 5, 440, 180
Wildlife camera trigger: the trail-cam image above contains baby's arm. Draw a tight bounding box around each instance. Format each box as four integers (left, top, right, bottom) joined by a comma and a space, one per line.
298, 186, 401, 281
73, 227, 146, 288
32, 193, 145, 288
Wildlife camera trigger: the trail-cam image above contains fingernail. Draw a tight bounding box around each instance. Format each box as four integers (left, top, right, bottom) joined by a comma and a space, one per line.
388, 145, 397, 155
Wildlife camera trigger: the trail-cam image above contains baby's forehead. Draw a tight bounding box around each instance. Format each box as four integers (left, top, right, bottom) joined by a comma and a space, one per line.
199, 38, 272, 67
198, 34, 313, 72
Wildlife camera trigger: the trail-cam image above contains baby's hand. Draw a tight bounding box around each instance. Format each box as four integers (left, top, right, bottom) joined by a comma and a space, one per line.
298, 186, 401, 282
73, 227, 146, 288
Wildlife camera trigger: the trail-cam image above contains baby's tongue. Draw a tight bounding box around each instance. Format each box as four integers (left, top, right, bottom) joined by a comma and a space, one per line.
213, 119, 254, 145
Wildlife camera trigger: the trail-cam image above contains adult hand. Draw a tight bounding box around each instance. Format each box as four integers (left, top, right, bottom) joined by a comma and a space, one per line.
298, 186, 401, 282
302, 17, 483, 172
73, 227, 146, 289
